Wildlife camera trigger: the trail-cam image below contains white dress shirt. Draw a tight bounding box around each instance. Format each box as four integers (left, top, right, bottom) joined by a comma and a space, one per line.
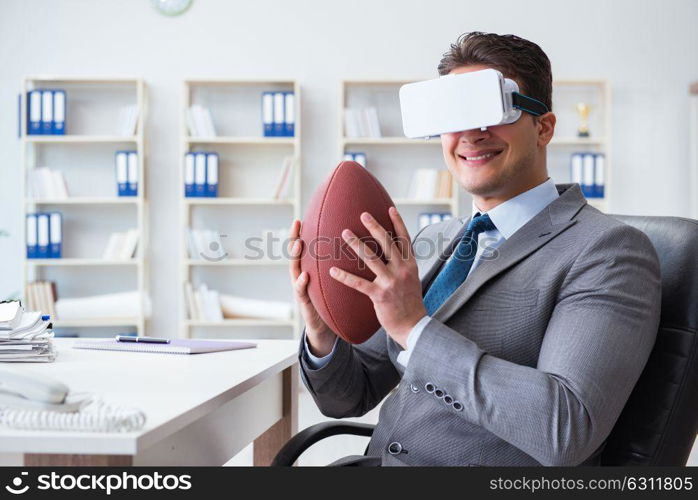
304, 177, 560, 369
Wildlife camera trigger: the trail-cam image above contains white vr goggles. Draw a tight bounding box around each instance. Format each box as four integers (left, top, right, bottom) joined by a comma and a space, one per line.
399, 68, 549, 138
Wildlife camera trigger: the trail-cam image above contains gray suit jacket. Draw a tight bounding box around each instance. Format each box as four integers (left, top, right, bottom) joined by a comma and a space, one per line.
298, 184, 661, 466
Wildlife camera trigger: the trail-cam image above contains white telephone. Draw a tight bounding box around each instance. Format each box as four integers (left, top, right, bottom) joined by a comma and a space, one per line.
0, 368, 146, 432
0, 368, 85, 412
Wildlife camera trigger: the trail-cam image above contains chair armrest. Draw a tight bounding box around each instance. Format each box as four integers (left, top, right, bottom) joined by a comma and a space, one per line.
271, 421, 376, 466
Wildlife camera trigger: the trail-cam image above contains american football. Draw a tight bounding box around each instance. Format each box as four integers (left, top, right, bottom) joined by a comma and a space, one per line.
300, 161, 396, 344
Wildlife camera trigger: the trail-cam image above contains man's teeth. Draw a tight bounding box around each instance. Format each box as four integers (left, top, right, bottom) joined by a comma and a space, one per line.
465, 152, 496, 161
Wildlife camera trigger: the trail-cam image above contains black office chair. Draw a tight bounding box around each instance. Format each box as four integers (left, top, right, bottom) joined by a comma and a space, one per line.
273, 215, 698, 466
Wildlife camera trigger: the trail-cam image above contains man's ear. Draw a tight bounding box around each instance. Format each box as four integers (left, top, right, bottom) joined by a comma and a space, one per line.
536, 112, 556, 147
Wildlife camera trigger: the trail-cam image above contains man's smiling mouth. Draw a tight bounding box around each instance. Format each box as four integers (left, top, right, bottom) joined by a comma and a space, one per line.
458, 150, 503, 164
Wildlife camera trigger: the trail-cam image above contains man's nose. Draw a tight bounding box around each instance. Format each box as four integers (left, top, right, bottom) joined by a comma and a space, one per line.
457, 127, 491, 144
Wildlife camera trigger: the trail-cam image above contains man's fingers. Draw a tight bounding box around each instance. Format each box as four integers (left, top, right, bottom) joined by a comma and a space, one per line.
388, 206, 414, 260
360, 212, 395, 261
342, 229, 388, 278
293, 272, 312, 304
288, 224, 303, 280
288, 219, 301, 253
329, 266, 377, 297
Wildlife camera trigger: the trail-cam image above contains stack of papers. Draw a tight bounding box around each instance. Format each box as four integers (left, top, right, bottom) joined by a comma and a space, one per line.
0, 309, 56, 363
0, 301, 23, 329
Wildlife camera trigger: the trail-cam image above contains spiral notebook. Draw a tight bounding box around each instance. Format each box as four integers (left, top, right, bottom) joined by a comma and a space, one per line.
73, 339, 256, 355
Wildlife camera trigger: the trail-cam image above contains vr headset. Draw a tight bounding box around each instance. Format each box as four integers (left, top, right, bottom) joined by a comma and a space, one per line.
399, 68, 549, 138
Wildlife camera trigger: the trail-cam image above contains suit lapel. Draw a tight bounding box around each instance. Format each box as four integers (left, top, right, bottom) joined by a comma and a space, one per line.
428, 183, 587, 323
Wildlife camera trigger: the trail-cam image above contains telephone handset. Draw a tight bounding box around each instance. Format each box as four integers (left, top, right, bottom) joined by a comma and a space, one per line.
0, 368, 85, 412
0, 367, 146, 432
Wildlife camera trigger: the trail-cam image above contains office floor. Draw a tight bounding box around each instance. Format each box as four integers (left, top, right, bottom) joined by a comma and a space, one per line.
226, 386, 698, 466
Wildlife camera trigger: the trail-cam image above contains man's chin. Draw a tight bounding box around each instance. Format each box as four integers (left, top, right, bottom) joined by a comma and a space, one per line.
460, 177, 506, 198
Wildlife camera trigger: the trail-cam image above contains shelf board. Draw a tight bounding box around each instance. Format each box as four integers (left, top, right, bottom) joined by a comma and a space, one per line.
185, 136, 296, 145
184, 79, 296, 86
550, 137, 605, 146
393, 198, 453, 206
184, 197, 295, 206
52, 317, 141, 328
343, 79, 422, 85
22, 135, 138, 144
26, 76, 142, 85
342, 137, 440, 146
27, 258, 140, 266
186, 259, 287, 266
26, 197, 140, 205
184, 319, 295, 327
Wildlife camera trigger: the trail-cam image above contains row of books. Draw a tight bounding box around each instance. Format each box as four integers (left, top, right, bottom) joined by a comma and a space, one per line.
185, 105, 217, 137
183, 154, 295, 199
186, 229, 227, 261
26, 89, 66, 135
344, 107, 382, 138
183, 282, 293, 321
102, 230, 139, 260
115, 151, 139, 196
407, 169, 453, 200
570, 152, 605, 198
0, 302, 55, 363
272, 156, 295, 199
184, 283, 223, 321
186, 227, 292, 261
24, 281, 57, 319
343, 151, 367, 167
184, 152, 218, 197
28, 167, 69, 199
262, 92, 295, 137
26, 212, 62, 259
116, 105, 139, 136
418, 212, 452, 230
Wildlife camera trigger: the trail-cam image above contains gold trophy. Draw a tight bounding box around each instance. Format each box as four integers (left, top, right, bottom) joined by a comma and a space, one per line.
576, 102, 590, 137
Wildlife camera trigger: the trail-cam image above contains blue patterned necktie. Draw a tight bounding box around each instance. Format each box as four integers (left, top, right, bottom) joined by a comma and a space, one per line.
423, 213, 496, 315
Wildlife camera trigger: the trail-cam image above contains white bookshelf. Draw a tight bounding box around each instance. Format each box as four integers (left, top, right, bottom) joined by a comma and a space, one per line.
550, 80, 611, 212
20, 76, 148, 336
180, 79, 301, 340
339, 79, 460, 236
339, 79, 611, 228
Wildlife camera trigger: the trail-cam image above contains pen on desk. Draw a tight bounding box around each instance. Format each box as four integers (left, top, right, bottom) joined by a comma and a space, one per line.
116, 335, 171, 344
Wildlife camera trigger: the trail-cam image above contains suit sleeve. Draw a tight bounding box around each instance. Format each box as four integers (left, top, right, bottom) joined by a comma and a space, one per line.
402, 224, 662, 466
297, 223, 434, 418
299, 329, 400, 418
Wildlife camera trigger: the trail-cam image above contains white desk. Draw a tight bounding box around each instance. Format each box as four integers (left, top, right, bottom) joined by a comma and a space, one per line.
0, 338, 299, 466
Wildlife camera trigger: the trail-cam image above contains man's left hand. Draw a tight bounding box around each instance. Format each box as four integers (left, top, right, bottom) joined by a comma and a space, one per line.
329, 206, 427, 349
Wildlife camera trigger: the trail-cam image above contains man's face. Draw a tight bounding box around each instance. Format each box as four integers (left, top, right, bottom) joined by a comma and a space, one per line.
440, 64, 548, 200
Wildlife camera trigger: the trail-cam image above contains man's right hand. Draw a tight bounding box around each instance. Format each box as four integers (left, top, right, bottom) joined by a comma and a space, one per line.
288, 219, 337, 357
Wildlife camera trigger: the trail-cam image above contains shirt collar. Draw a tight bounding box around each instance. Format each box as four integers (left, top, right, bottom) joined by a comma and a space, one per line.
470, 178, 559, 240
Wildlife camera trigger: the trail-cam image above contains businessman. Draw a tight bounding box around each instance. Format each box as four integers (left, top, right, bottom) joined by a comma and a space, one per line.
288, 32, 661, 466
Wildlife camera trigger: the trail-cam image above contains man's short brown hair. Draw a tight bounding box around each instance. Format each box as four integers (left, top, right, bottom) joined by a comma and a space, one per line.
438, 32, 553, 112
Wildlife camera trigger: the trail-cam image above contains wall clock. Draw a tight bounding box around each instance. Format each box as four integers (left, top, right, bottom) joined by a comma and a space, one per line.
151, 0, 193, 16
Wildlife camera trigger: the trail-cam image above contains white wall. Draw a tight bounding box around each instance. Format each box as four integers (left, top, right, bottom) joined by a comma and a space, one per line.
1, 0, 697, 337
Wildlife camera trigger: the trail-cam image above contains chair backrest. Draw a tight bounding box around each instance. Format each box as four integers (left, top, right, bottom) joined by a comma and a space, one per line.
601, 215, 698, 465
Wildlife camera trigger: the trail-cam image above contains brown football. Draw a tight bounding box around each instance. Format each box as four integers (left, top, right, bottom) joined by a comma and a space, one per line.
300, 161, 396, 344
